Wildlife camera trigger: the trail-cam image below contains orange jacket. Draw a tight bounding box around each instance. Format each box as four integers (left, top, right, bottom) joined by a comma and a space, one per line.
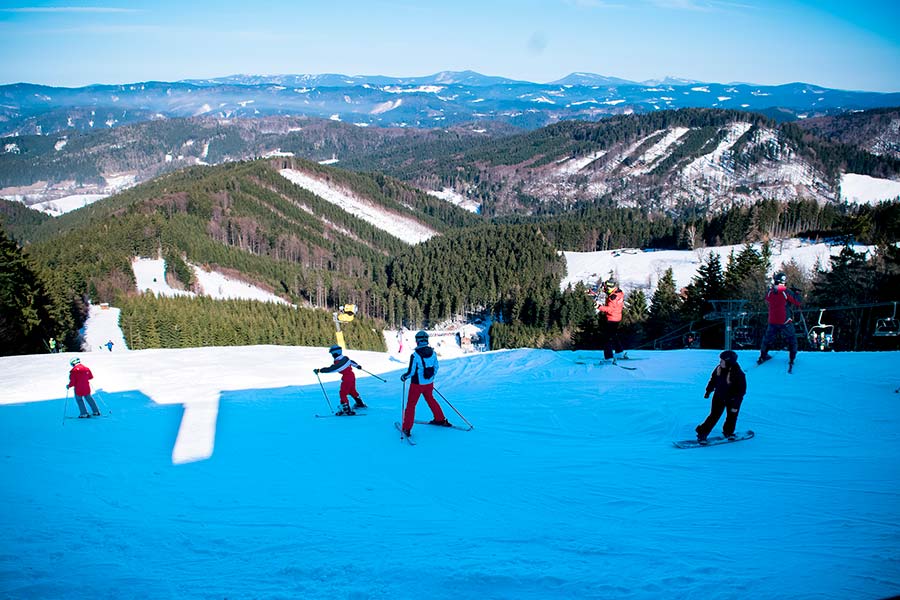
596, 288, 624, 322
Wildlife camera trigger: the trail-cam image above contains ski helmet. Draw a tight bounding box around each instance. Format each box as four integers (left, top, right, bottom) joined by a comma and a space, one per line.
773, 272, 786, 285
69, 357, 80, 366
415, 330, 429, 344
719, 350, 738, 364
328, 344, 343, 356
604, 279, 617, 292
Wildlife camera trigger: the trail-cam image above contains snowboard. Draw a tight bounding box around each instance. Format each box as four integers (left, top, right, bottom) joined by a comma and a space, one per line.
673, 430, 754, 449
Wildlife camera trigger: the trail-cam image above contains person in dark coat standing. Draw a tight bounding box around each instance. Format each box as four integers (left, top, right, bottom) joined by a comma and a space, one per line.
67, 357, 101, 418
400, 330, 449, 436
596, 279, 626, 361
758, 271, 802, 368
695, 350, 747, 444
314, 345, 366, 415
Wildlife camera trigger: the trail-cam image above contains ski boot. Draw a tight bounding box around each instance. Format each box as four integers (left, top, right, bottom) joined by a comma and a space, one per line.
336, 404, 356, 416
353, 396, 367, 409
429, 418, 452, 427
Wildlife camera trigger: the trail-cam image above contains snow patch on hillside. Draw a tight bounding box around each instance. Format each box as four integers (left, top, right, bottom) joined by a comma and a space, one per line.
132, 257, 288, 305
840, 173, 900, 204
278, 168, 437, 244
631, 127, 690, 175
427, 187, 480, 213
555, 150, 607, 175
29, 194, 107, 216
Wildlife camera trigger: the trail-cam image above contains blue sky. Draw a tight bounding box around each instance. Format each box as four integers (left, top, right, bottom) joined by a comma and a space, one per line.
2, 0, 898, 91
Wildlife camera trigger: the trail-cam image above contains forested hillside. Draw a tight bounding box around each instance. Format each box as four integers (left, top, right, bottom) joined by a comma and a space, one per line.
0, 116, 508, 202
353, 108, 900, 216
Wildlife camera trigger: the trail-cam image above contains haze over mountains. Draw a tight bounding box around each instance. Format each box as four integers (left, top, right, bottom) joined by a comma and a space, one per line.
3, 70, 900, 137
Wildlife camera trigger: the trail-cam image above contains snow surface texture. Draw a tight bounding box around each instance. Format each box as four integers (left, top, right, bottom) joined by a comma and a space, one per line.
561, 239, 874, 296
1, 345, 898, 599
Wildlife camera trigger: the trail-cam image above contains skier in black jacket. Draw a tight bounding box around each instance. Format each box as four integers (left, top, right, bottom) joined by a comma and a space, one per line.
695, 350, 747, 444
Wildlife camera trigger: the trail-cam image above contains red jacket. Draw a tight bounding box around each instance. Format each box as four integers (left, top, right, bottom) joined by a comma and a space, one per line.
68, 363, 93, 396
765, 285, 801, 325
596, 288, 624, 323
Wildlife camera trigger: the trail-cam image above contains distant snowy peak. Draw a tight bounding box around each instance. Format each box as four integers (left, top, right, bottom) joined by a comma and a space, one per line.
640, 76, 704, 87
549, 73, 638, 86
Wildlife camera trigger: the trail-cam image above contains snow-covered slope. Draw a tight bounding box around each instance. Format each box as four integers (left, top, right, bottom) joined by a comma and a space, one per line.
561, 238, 874, 295
279, 167, 438, 244
1, 346, 897, 599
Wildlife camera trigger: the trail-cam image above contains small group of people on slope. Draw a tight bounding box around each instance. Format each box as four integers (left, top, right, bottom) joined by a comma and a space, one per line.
694, 270, 801, 443
595, 271, 800, 445
314, 329, 451, 437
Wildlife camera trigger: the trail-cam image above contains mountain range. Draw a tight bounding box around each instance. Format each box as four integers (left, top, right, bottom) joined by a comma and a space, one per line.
3, 108, 899, 216
3, 70, 900, 137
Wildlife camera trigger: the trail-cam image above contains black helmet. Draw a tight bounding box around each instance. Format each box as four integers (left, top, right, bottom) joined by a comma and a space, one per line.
328, 344, 342, 356
604, 279, 617, 292
719, 350, 738, 364
773, 272, 786, 285
415, 330, 429, 344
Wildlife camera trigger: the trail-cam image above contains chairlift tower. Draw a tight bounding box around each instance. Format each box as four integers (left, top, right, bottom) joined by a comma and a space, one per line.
705, 300, 748, 351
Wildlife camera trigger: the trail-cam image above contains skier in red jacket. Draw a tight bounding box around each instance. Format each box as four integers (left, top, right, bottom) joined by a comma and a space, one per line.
314, 345, 366, 415
596, 279, 626, 362
758, 272, 802, 369
67, 357, 101, 418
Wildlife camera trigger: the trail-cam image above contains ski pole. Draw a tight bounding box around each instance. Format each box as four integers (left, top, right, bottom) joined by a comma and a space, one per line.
62, 387, 70, 425
400, 380, 407, 440
434, 387, 474, 430
93, 389, 111, 415
358, 367, 386, 383
314, 371, 334, 414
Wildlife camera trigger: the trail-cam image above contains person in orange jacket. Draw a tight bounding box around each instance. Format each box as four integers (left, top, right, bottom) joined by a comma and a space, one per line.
67, 357, 101, 418
596, 279, 626, 361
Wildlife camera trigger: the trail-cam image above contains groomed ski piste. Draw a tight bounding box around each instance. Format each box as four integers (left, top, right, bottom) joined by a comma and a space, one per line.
1, 341, 898, 599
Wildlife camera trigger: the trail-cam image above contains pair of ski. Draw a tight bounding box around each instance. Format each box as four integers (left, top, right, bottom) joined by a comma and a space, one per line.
314, 408, 367, 418
394, 420, 472, 445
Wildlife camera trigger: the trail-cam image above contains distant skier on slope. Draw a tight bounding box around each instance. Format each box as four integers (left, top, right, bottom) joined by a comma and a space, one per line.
758, 271, 801, 369
314, 345, 367, 415
595, 279, 626, 362
399, 330, 450, 437
695, 350, 747, 444
67, 357, 101, 418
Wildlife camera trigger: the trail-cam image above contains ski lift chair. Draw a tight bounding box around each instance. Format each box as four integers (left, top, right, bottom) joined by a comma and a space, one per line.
733, 312, 755, 348
874, 302, 900, 337
682, 324, 700, 349
808, 309, 835, 351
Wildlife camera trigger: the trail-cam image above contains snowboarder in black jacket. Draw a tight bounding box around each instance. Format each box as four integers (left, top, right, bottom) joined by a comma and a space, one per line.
695, 350, 747, 443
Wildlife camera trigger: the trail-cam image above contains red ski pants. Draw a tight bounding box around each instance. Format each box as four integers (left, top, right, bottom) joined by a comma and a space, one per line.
402, 383, 445, 431
339, 371, 359, 405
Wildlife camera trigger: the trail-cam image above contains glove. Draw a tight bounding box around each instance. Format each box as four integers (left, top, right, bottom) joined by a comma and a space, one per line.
66, 384, 71, 389
313, 369, 319, 374
400, 374, 408, 382
704, 392, 710, 399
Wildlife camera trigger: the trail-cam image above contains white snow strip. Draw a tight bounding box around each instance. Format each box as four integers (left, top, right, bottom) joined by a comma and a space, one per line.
279, 168, 437, 244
